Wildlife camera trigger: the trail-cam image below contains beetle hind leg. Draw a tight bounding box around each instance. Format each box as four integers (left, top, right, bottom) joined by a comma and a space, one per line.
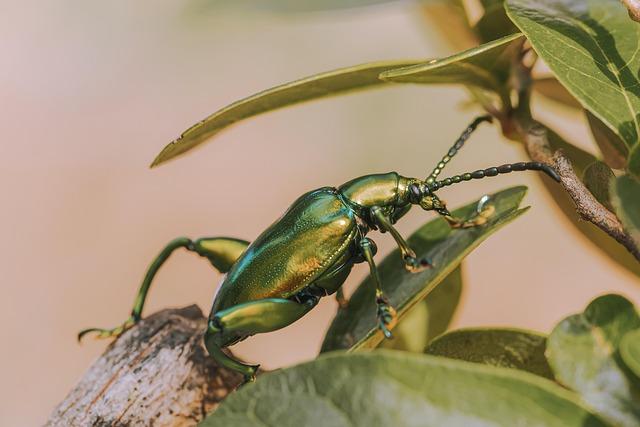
78, 236, 249, 342
204, 320, 260, 384
205, 296, 318, 383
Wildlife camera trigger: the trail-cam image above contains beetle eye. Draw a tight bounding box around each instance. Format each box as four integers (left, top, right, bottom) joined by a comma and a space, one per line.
408, 184, 421, 203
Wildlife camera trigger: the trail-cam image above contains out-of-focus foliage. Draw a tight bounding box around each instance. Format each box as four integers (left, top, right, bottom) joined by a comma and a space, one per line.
546, 294, 640, 427
425, 327, 554, 380
379, 266, 463, 353
611, 175, 640, 248
583, 161, 615, 212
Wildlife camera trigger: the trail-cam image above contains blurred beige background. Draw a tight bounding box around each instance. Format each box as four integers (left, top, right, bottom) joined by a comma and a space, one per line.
1, 1, 639, 425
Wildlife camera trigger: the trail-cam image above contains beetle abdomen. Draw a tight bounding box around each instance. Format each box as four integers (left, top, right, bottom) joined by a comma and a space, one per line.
212, 188, 357, 311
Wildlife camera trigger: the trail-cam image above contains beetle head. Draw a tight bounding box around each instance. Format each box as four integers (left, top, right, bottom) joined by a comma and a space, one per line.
407, 182, 440, 212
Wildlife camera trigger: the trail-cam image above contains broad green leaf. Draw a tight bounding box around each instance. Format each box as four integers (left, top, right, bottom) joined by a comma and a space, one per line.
586, 110, 629, 170
321, 186, 529, 352
533, 77, 582, 109
151, 60, 422, 166
474, 0, 519, 42
620, 329, 640, 381
583, 161, 615, 212
202, 351, 606, 427
546, 294, 640, 427
611, 174, 640, 248
426, 327, 554, 380
539, 123, 640, 277
380, 33, 524, 108
380, 266, 463, 353
506, 0, 640, 153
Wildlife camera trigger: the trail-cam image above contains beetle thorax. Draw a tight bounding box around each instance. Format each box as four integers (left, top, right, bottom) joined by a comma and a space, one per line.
337, 172, 419, 224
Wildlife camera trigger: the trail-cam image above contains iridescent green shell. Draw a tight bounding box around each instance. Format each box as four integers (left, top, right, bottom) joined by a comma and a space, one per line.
212, 188, 357, 311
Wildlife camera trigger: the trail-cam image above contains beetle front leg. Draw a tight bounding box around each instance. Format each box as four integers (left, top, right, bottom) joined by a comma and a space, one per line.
435, 195, 495, 229
370, 206, 432, 272
205, 297, 319, 383
78, 236, 249, 341
359, 237, 397, 339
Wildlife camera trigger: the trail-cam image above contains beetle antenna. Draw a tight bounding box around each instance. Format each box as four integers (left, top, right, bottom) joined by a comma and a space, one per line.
428, 161, 560, 191
426, 115, 493, 184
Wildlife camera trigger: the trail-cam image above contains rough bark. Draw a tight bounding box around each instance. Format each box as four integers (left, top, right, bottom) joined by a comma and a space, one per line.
46, 305, 242, 427
519, 120, 640, 261
622, 0, 640, 22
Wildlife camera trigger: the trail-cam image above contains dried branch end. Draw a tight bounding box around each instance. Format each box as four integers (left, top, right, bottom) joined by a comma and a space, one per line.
622, 0, 640, 22
46, 306, 242, 427
521, 120, 640, 261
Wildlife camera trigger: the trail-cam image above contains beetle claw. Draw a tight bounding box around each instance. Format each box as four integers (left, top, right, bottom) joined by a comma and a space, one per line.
404, 256, 433, 272
77, 316, 137, 343
240, 365, 260, 385
375, 295, 397, 339
473, 195, 495, 225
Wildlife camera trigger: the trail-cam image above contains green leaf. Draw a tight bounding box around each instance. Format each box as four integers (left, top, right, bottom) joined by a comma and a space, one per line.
629, 143, 640, 180
546, 294, 640, 427
583, 161, 615, 212
151, 60, 422, 167
379, 266, 463, 353
539, 124, 640, 277
202, 351, 606, 426
506, 0, 640, 153
586, 110, 629, 170
380, 33, 524, 107
474, 0, 519, 42
620, 329, 640, 381
425, 327, 554, 380
611, 174, 640, 248
321, 186, 529, 352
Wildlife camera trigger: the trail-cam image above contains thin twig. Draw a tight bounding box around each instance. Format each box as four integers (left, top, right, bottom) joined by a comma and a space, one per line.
518, 120, 640, 261
505, 43, 640, 261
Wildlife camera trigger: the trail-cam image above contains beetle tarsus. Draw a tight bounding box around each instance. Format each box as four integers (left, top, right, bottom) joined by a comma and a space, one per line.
77, 316, 137, 342
403, 255, 433, 272
375, 293, 397, 340
241, 365, 259, 385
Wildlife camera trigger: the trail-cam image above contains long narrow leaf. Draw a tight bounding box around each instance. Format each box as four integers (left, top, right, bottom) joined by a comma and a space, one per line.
151, 60, 421, 166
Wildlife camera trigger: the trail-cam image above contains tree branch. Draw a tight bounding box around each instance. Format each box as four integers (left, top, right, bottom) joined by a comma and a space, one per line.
621, 0, 640, 22
517, 119, 640, 261
46, 306, 242, 427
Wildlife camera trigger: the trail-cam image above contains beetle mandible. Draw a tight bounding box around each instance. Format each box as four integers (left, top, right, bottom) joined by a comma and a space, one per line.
79, 116, 560, 383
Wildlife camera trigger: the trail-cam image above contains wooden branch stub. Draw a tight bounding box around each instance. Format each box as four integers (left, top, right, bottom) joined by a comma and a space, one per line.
520, 120, 640, 261
622, 0, 640, 22
46, 306, 242, 427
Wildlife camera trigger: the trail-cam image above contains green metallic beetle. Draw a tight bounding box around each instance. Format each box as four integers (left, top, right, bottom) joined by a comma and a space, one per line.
79, 116, 559, 382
